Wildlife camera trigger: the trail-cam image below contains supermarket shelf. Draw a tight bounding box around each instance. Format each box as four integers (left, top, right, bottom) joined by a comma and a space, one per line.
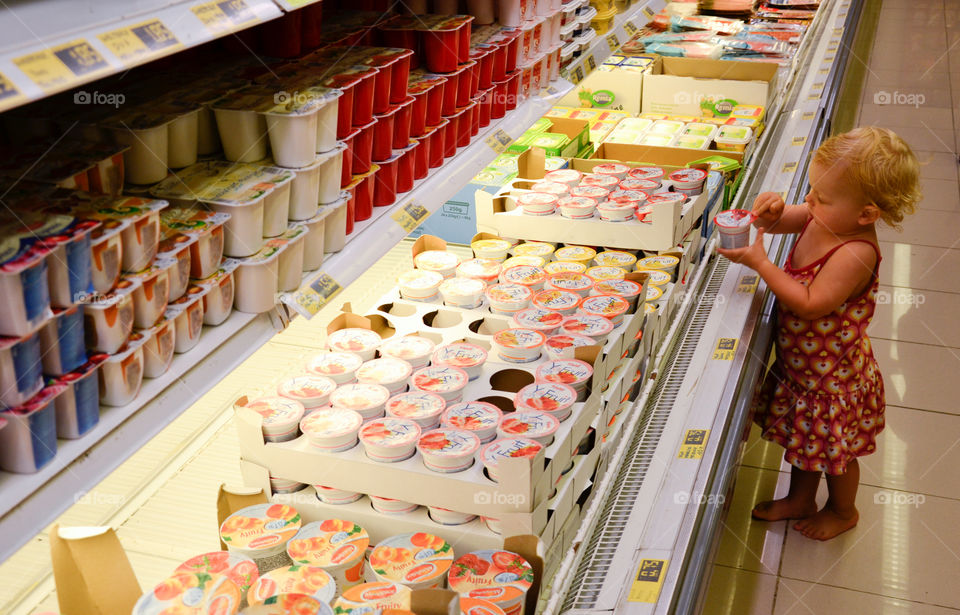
281, 78, 575, 317
563, 0, 666, 85
0, 309, 280, 563
0, 0, 284, 114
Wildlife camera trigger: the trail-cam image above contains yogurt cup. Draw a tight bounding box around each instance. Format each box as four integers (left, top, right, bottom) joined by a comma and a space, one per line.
471, 238, 512, 262
597, 202, 635, 223
594, 250, 637, 270
501, 256, 545, 271
485, 283, 532, 315
220, 503, 302, 573
156, 234, 194, 303
460, 597, 508, 615
515, 382, 576, 421
578, 294, 630, 327
268, 225, 307, 292
230, 245, 281, 314
544, 272, 592, 297
397, 269, 444, 302
668, 168, 707, 194
241, 594, 330, 614
618, 178, 658, 193
579, 175, 619, 191
175, 551, 260, 599
492, 328, 546, 363
499, 265, 546, 292
280, 375, 338, 409
418, 427, 481, 472
300, 408, 363, 452
307, 352, 364, 384
330, 383, 391, 421
440, 277, 487, 309
138, 314, 175, 378
386, 391, 447, 429
585, 266, 626, 282
367, 533, 454, 590
529, 181, 569, 197
647, 192, 686, 208
53, 353, 106, 438
531, 289, 581, 315
536, 358, 593, 399
38, 305, 85, 377
193, 261, 239, 326
448, 550, 534, 615
247, 565, 336, 606
646, 284, 665, 304
0, 383, 65, 473
327, 328, 382, 361
714, 209, 757, 249
569, 185, 610, 202
479, 437, 543, 482
431, 343, 488, 381
414, 250, 461, 279
314, 485, 363, 506
269, 476, 307, 495
636, 255, 680, 281
543, 261, 586, 275
634, 269, 671, 286
512, 307, 564, 335
81, 282, 136, 355
441, 401, 503, 444
243, 396, 306, 442
287, 520, 369, 592
379, 336, 436, 370
160, 206, 231, 279
591, 163, 630, 180
132, 571, 242, 615
497, 410, 559, 446
164, 285, 206, 353
626, 166, 664, 183
544, 333, 597, 360
558, 196, 597, 219
98, 332, 147, 406
554, 246, 596, 266
357, 358, 414, 396
123, 263, 171, 329
482, 517, 502, 535
426, 506, 477, 528
559, 314, 613, 340
510, 243, 557, 262
456, 259, 502, 286
332, 582, 411, 613
410, 366, 469, 403
544, 169, 582, 187
369, 495, 419, 515
516, 192, 558, 216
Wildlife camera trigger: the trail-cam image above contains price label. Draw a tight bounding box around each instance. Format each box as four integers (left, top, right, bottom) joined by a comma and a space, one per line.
540, 85, 559, 98
792, 135, 807, 146
392, 200, 431, 232
192, 0, 256, 34
824, 54, 836, 63
485, 128, 512, 154
629, 559, 668, 602
827, 40, 840, 51
586, 55, 597, 72
642, 6, 655, 19
736, 274, 759, 294
818, 68, 829, 75
607, 33, 620, 51
802, 111, 815, 120
781, 161, 798, 174
833, 27, 843, 35
712, 337, 738, 361
99, 19, 181, 63
807, 92, 822, 101
678, 429, 710, 459
14, 39, 111, 90
286, 272, 342, 318
0, 72, 22, 104
624, 21, 639, 36
812, 82, 825, 91
571, 66, 585, 84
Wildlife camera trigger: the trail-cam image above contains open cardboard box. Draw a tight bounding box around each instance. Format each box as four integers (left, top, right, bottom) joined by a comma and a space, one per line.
642, 56, 780, 117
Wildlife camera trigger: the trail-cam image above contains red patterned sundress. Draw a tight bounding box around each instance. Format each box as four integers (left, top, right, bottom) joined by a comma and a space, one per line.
753, 222, 885, 475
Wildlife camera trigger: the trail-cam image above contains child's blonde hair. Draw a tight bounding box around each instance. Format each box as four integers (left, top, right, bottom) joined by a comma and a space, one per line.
812, 126, 921, 229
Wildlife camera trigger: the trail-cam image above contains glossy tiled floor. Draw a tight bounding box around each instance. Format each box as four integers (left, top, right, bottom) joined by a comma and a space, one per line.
704, 0, 960, 612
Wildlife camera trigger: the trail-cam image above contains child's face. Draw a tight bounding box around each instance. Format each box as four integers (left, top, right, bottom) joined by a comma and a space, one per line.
804, 160, 872, 235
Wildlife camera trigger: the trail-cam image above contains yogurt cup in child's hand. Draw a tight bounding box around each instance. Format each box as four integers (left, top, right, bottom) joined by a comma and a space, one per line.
714, 209, 757, 249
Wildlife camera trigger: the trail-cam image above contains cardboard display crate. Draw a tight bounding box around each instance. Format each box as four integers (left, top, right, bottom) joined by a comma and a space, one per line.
641, 56, 780, 117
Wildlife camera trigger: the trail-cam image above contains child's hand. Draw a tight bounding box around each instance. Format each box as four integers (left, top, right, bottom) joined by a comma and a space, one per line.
717, 228, 768, 270
753, 192, 785, 228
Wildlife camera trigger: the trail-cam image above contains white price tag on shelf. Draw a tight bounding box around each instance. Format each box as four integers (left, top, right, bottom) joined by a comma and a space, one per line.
678, 429, 710, 458
485, 128, 512, 154
285, 272, 342, 318
99, 19, 181, 64
14, 39, 112, 91
629, 559, 669, 602
392, 200, 431, 232
192, 0, 256, 34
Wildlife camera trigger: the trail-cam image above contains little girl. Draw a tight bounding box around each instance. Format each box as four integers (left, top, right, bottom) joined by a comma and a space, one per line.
717, 126, 921, 541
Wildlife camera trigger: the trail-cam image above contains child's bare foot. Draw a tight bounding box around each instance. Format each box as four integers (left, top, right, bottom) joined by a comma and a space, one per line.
752, 497, 818, 521
793, 506, 859, 540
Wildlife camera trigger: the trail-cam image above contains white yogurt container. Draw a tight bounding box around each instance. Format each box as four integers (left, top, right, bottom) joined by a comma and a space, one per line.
307, 351, 364, 384
498, 409, 560, 446
536, 358, 593, 400
558, 196, 597, 219
543, 261, 587, 276
529, 181, 569, 197
485, 283, 532, 315
261, 97, 322, 169
279, 374, 338, 408
499, 265, 546, 292
327, 328, 382, 361
585, 266, 626, 283
516, 192, 558, 216
356, 357, 413, 395
592, 278, 644, 310
330, 383, 391, 421
441, 401, 503, 443
53, 353, 106, 438
193, 260, 239, 326
579, 293, 630, 327
544, 169, 582, 187
0, 383, 65, 472
570, 185, 610, 202
318, 144, 348, 204
269, 225, 307, 292
597, 202, 635, 222
714, 209, 756, 249
619, 178, 659, 193
138, 313, 175, 378
82, 281, 137, 354
98, 331, 147, 406
231, 244, 281, 314
300, 407, 363, 452
531, 289, 581, 315
512, 307, 564, 335
88, 219, 127, 294
379, 335, 435, 370
544, 333, 597, 360
428, 507, 477, 525
514, 382, 577, 421
636, 255, 680, 281
431, 342, 488, 381
164, 285, 206, 353
559, 313, 614, 341
479, 437, 543, 482
492, 328, 546, 363
554, 245, 596, 266
315, 485, 363, 505
38, 305, 85, 378
626, 166, 664, 184
417, 427, 481, 473
369, 495, 419, 514
511, 241, 555, 261
471, 238, 512, 262
456, 259, 502, 286
544, 272, 592, 297
123, 261, 171, 329
482, 517, 502, 535
591, 163, 630, 180
270, 476, 307, 495
410, 366, 469, 403
386, 391, 446, 429
439, 277, 486, 309
286, 519, 369, 593
210, 88, 270, 162
366, 532, 453, 589
359, 417, 422, 462
159, 206, 231, 280
669, 168, 707, 195
414, 250, 461, 279
646, 284, 665, 304
321, 192, 350, 253
242, 395, 306, 442
398, 269, 444, 302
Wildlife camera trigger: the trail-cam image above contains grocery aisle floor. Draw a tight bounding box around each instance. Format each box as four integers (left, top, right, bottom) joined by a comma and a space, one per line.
704, 0, 960, 612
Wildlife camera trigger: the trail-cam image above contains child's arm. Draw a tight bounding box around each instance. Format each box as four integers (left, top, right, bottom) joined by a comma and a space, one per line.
718, 230, 877, 319
752, 192, 810, 235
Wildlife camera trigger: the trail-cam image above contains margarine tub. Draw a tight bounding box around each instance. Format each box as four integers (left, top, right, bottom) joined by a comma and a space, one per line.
531, 289, 581, 316
175, 551, 261, 598
441, 401, 503, 444
456, 259, 502, 286
536, 359, 593, 400
139, 313, 176, 378
132, 571, 242, 615
279, 375, 338, 408
497, 410, 559, 446
514, 382, 577, 421
499, 265, 546, 292
492, 328, 546, 363
554, 246, 596, 266
636, 255, 679, 281
165, 285, 206, 353
544, 333, 597, 360
418, 427, 481, 473
414, 250, 461, 279
715, 124, 753, 153
327, 328, 382, 362
431, 342, 488, 381
591, 278, 642, 308
379, 335, 435, 370
367, 532, 454, 590
0, 382, 65, 473
160, 206, 231, 279
360, 417, 422, 462
194, 259, 240, 326
247, 565, 336, 606
0, 233, 54, 338
543, 261, 586, 276
410, 366, 469, 403
479, 437, 543, 482
330, 383, 391, 420
512, 307, 564, 335
500, 256, 546, 271
220, 503, 302, 573
460, 597, 508, 615
332, 582, 411, 613
356, 357, 413, 395
485, 283, 532, 315
307, 351, 364, 384
300, 407, 363, 452
559, 314, 613, 341
578, 294, 629, 327
448, 550, 535, 615
240, 594, 331, 614
242, 396, 306, 442
386, 391, 446, 429
511, 241, 555, 261
287, 520, 369, 592
594, 250, 637, 270
471, 239, 512, 262
440, 278, 486, 309
398, 269, 444, 301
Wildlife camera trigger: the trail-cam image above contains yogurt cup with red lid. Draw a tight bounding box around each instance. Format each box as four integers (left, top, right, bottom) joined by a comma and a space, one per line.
241, 594, 331, 615
497, 410, 559, 446
326, 328, 382, 361
247, 565, 336, 606
360, 417, 422, 462
456, 258, 502, 286
559, 314, 614, 340
132, 571, 242, 615
479, 437, 543, 482
544, 333, 597, 360
536, 358, 593, 398
397, 269, 444, 302
492, 328, 546, 363
286, 520, 369, 592
300, 407, 363, 452
714, 208, 756, 249
410, 365, 469, 403
557, 196, 597, 219
431, 342, 488, 381
356, 357, 413, 396
544, 169, 582, 187
590, 163, 630, 180
579, 174, 619, 190
307, 351, 364, 384
512, 307, 564, 335
278, 375, 337, 409
618, 178, 657, 193
441, 401, 503, 443
220, 503, 302, 568
418, 427, 481, 472
175, 551, 260, 598
578, 294, 630, 327
448, 550, 534, 615
243, 396, 305, 442
531, 289, 581, 315
332, 581, 411, 614
485, 283, 532, 315
499, 265, 546, 292
379, 335, 436, 370
529, 181, 569, 197
569, 185, 610, 201
367, 532, 454, 591
669, 168, 707, 191
386, 391, 447, 429
627, 166, 664, 183
329, 383, 391, 420
647, 192, 686, 207
514, 382, 577, 421
414, 250, 461, 279
516, 192, 558, 216
607, 190, 648, 206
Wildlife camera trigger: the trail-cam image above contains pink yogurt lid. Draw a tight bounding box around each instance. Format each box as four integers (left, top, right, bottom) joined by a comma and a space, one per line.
278, 375, 337, 403
545, 333, 598, 354
307, 351, 364, 377
500, 265, 546, 287
479, 437, 543, 468
530, 181, 569, 195
300, 407, 364, 439
579, 174, 619, 188
330, 383, 391, 411
608, 190, 648, 204
498, 410, 560, 440
592, 163, 630, 176
379, 335, 436, 362
432, 342, 488, 369
492, 328, 547, 350
418, 428, 481, 457
669, 168, 707, 183
560, 314, 614, 337
648, 192, 686, 204
557, 196, 596, 210
627, 166, 665, 181
386, 391, 447, 420
441, 402, 503, 435
513, 307, 565, 331
327, 328, 382, 354
619, 178, 656, 192
546, 272, 593, 292
244, 396, 305, 430
570, 185, 610, 199
515, 382, 577, 413
359, 418, 422, 448
544, 169, 583, 184
517, 192, 559, 206
457, 258, 502, 281
536, 359, 594, 387
357, 357, 414, 386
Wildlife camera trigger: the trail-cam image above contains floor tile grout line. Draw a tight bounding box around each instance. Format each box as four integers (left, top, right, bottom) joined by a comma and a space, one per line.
773, 575, 960, 611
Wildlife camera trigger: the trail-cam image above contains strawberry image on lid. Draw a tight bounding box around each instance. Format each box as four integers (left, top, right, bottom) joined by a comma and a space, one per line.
385, 391, 447, 428
448, 550, 534, 615
559, 314, 614, 339
497, 410, 560, 446
441, 401, 503, 443
531, 289, 582, 315
514, 382, 577, 420
306, 351, 364, 384
512, 307, 565, 333
570, 185, 610, 200
544, 334, 598, 360
418, 427, 481, 473
479, 437, 543, 481
627, 166, 665, 181
326, 328, 382, 361
579, 174, 619, 189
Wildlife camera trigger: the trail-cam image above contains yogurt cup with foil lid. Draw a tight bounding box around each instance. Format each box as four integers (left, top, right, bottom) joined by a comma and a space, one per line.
220, 503, 302, 561
516, 192, 558, 216
247, 565, 336, 606
278, 375, 338, 409
243, 396, 305, 442
397, 269, 444, 302
646, 284, 665, 303
386, 391, 447, 429
329, 383, 391, 420
536, 359, 594, 398
669, 167, 707, 188
607, 190, 648, 205
529, 181, 570, 197
570, 185, 610, 201
326, 329, 382, 362
241, 594, 331, 615
440, 277, 486, 309
544, 169, 583, 187
618, 178, 657, 192
410, 366, 469, 403
314, 485, 363, 505
418, 428, 481, 472
594, 250, 637, 270
558, 196, 597, 219
647, 192, 686, 206
543, 261, 587, 275
369, 496, 415, 518
471, 239, 512, 262
559, 314, 614, 340
585, 266, 626, 282
499, 265, 546, 291
359, 417, 422, 462
512, 307, 564, 334
414, 250, 461, 279
501, 255, 545, 271
634, 268, 671, 286
356, 358, 413, 396
132, 571, 242, 615
545, 272, 593, 297
306, 351, 363, 385
176, 552, 260, 598
448, 550, 534, 615
332, 581, 412, 613
514, 382, 577, 421
367, 532, 454, 591
579, 294, 630, 326
379, 335, 435, 370
460, 597, 508, 615
531, 289, 582, 315
591, 279, 644, 310
497, 410, 560, 446
579, 174, 619, 189
511, 241, 555, 260
269, 476, 306, 495
493, 328, 546, 363
482, 516, 501, 535
286, 520, 369, 592
591, 163, 630, 180
554, 246, 597, 266
544, 334, 598, 360
456, 259, 502, 285
479, 437, 543, 482
637, 255, 679, 279
300, 407, 363, 452
431, 342, 488, 381
597, 202, 635, 223
428, 507, 477, 526
441, 401, 503, 444
485, 283, 532, 315
627, 166, 665, 182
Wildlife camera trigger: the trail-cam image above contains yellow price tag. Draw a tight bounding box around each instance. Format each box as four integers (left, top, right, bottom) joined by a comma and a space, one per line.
392, 200, 431, 232
818, 68, 829, 75
824, 54, 836, 63
833, 27, 843, 35
624, 21, 639, 36
571, 66, 585, 84
192, 0, 255, 34
586, 55, 597, 72
678, 429, 710, 459
782, 161, 798, 173
14, 39, 111, 90
736, 274, 759, 294
607, 33, 620, 51
642, 6, 655, 19
99, 19, 181, 63
0, 72, 23, 106
628, 559, 668, 602
485, 128, 512, 154
289, 272, 342, 318
802, 111, 815, 120
712, 338, 737, 361
792, 135, 807, 146
812, 82, 825, 91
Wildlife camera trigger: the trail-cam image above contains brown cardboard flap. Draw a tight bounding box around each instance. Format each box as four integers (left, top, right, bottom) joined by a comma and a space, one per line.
412, 234, 448, 259
660, 56, 778, 82
471, 231, 504, 244
217, 483, 268, 550
590, 142, 744, 167
51, 525, 142, 615
410, 589, 460, 615
327, 311, 374, 336
516, 147, 546, 180
504, 535, 545, 615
